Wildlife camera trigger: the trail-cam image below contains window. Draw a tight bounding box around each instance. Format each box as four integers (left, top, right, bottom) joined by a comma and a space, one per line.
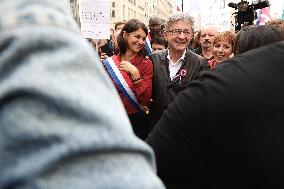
123, 5, 125, 18
112, 10, 115, 18
128, 0, 135, 5
112, 2, 115, 8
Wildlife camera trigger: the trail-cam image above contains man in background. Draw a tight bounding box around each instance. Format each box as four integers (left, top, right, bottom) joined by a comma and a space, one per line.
146, 16, 164, 54
149, 16, 163, 40
193, 26, 218, 61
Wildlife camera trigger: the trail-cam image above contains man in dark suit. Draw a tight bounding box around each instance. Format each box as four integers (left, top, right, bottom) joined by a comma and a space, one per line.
148, 12, 208, 127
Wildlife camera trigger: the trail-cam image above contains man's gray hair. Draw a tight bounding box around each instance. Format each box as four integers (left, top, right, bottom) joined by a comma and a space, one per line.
165, 12, 195, 31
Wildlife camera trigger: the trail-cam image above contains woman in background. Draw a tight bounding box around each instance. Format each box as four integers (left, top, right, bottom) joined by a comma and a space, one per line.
103, 19, 152, 140
208, 31, 235, 68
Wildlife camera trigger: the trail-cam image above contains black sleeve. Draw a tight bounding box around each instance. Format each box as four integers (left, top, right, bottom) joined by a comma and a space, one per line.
146, 78, 209, 188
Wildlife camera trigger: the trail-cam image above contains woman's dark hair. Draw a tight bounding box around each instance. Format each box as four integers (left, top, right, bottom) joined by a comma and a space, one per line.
234, 25, 282, 55
117, 19, 148, 57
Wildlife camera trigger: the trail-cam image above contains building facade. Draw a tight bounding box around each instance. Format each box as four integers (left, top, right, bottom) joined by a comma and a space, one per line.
70, 0, 174, 29
110, 0, 174, 28
70, 0, 80, 25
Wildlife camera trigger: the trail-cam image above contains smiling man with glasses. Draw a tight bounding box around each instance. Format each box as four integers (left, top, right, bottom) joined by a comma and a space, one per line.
148, 12, 208, 128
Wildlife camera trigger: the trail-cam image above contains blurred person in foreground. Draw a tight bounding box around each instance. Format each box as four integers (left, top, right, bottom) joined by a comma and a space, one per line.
234, 25, 283, 55
148, 12, 208, 127
102, 19, 153, 140
208, 31, 235, 68
147, 40, 284, 188
0, 1, 165, 188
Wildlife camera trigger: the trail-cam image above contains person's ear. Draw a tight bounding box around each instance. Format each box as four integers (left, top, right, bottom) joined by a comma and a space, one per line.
163, 31, 168, 41
122, 31, 129, 39
189, 35, 193, 42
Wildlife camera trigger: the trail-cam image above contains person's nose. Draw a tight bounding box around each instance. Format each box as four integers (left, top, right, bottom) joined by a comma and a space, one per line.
217, 47, 224, 53
139, 38, 145, 44
178, 32, 186, 39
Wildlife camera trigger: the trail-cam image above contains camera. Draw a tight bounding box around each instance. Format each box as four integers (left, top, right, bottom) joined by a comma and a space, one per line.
228, 0, 270, 31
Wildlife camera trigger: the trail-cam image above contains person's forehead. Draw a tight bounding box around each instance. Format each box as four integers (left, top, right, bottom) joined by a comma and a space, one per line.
150, 18, 161, 25
168, 20, 192, 29
131, 28, 146, 36
201, 27, 217, 34
214, 39, 232, 45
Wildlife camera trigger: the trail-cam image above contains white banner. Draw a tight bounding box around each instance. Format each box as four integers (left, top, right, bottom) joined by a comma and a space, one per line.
79, 0, 110, 39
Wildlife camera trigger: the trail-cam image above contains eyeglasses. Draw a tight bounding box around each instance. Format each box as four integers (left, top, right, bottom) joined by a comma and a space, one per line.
167, 29, 192, 36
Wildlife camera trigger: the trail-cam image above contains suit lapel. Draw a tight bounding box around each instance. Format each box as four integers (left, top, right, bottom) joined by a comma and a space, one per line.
159, 50, 170, 81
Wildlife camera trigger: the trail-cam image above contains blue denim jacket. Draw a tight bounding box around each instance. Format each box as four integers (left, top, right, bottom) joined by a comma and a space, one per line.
0, 0, 164, 188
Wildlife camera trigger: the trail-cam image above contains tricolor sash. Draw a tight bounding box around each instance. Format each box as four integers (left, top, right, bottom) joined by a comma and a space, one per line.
145, 34, 153, 55
102, 56, 142, 112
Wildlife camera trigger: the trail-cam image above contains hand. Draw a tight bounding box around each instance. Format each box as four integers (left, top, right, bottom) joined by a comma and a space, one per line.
141, 106, 149, 114
100, 52, 108, 61
119, 61, 139, 76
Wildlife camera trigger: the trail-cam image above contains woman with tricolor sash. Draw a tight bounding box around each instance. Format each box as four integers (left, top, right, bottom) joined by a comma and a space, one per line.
102, 19, 152, 140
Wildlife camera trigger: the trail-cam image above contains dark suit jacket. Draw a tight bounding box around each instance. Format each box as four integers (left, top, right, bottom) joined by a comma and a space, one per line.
148, 48, 208, 126
147, 41, 284, 189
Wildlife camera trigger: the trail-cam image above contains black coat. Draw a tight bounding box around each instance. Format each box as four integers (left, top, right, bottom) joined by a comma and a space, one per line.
148, 49, 208, 126
146, 41, 284, 188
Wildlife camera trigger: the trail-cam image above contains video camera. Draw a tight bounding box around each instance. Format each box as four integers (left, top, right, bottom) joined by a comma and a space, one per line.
228, 0, 270, 31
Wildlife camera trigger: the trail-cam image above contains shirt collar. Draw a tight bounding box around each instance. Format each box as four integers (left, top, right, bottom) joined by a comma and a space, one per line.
167, 49, 186, 64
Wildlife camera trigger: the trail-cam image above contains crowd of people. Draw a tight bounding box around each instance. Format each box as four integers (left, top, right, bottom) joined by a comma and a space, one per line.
98, 12, 284, 140
1, 0, 284, 188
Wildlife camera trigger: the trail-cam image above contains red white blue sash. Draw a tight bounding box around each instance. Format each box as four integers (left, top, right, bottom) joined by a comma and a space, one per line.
102, 56, 142, 112
145, 34, 153, 55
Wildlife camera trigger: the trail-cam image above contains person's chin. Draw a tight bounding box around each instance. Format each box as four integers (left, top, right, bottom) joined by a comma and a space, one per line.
203, 43, 211, 48
215, 58, 224, 64
132, 48, 141, 53
175, 45, 187, 51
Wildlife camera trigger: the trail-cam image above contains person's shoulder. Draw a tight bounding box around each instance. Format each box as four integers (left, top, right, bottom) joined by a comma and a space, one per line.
229, 41, 284, 69
186, 49, 207, 64
186, 48, 201, 57
142, 56, 153, 64
191, 47, 201, 54
149, 49, 167, 58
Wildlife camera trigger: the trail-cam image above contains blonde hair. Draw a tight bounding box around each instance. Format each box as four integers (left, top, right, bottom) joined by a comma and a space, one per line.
214, 31, 235, 51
